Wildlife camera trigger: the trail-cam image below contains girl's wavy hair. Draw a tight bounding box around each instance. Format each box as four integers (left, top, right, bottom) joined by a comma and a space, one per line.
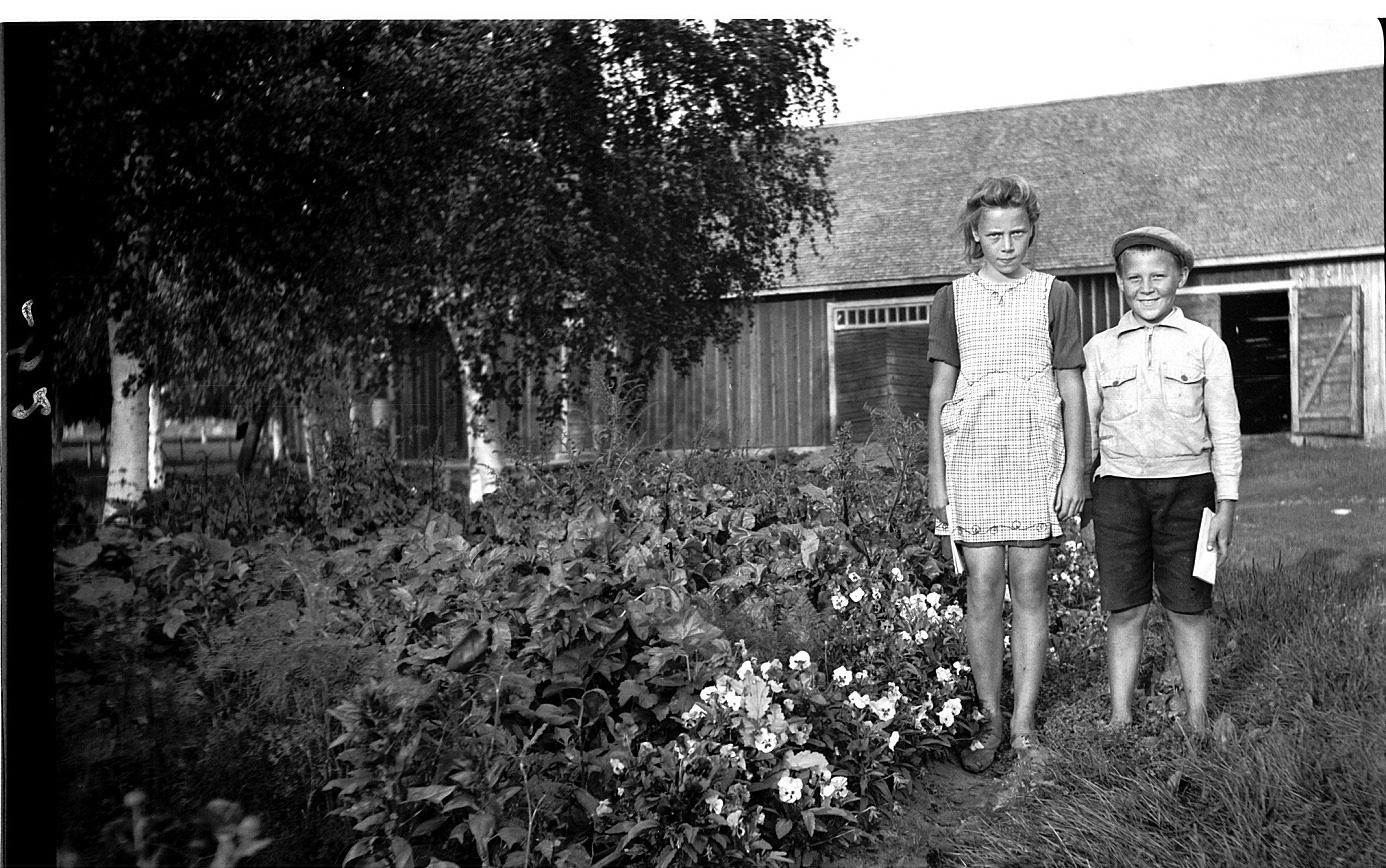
956, 175, 1041, 262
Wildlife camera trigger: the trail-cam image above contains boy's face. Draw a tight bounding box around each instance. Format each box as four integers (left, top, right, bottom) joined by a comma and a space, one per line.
1117, 247, 1188, 324
973, 207, 1033, 279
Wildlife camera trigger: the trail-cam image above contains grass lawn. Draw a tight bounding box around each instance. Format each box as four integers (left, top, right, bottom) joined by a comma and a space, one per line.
829, 435, 1386, 868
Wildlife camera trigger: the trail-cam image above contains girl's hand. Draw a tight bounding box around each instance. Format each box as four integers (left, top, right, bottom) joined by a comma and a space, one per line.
1054, 467, 1085, 522
928, 476, 949, 525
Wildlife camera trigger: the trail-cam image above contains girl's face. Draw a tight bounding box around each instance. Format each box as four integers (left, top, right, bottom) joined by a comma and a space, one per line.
973, 207, 1033, 280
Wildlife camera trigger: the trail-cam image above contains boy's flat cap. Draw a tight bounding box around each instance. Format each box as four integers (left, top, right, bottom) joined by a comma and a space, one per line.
1112, 226, 1195, 270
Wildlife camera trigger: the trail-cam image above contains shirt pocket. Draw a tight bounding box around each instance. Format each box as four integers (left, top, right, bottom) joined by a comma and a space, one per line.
1097, 366, 1139, 420
1160, 362, 1206, 418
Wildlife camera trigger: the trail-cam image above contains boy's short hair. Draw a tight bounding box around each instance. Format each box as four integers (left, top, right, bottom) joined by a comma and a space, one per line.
957, 175, 1041, 262
1112, 226, 1195, 271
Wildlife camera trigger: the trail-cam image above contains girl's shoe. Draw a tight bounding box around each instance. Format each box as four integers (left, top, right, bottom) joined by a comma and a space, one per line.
961, 715, 1007, 773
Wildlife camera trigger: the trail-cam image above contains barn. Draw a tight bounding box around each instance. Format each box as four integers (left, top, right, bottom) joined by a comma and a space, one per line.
395, 65, 1386, 466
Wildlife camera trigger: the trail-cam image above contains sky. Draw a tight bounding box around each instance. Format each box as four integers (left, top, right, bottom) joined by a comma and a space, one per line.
12, 6, 1384, 124
821, 12, 1384, 124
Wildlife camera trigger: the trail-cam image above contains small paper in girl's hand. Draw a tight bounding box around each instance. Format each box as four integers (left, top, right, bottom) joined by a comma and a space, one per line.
1193, 508, 1217, 584
940, 504, 965, 574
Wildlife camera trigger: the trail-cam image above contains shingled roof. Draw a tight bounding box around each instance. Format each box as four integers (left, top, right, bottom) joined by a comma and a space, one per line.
782, 66, 1385, 291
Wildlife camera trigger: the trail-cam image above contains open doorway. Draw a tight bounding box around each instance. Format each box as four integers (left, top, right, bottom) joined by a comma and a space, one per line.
1221, 291, 1290, 433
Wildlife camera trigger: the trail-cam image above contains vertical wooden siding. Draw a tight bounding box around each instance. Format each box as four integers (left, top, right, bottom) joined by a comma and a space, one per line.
645, 297, 829, 450
394, 331, 468, 461
645, 279, 1127, 452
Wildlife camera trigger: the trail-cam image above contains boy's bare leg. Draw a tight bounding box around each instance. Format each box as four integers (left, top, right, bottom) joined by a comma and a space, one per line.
1166, 610, 1212, 733
1106, 603, 1150, 728
1005, 546, 1051, 738
964, 545, 1009, 722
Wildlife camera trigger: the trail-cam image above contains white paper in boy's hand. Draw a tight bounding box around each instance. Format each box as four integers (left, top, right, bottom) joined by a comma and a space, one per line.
1193, 508, 1218, 584
938, 504, 965, 574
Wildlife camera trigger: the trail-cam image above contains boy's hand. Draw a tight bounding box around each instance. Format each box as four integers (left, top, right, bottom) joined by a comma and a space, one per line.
1054, 467, 1086, 522
1079, 497, 1094, 528
1209, 500, 1237, 559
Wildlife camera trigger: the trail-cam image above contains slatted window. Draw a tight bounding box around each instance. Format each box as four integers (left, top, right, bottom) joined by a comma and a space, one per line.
833, 302, 930, 330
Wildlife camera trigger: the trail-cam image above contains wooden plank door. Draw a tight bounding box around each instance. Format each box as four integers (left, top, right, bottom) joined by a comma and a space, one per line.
1290, 285, 1363, 436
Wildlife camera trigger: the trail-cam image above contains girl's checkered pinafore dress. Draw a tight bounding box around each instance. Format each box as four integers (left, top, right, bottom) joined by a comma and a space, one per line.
940, 271, 1064, 544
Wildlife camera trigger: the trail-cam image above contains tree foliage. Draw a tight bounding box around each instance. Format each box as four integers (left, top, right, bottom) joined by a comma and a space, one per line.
45, 19, 838, 427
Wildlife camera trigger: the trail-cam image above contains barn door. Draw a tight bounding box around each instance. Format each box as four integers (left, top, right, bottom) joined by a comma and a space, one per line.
1290, 285, 1363, 437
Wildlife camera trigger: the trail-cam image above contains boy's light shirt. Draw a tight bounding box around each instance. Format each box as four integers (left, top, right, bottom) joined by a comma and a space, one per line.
1083, 307, 1242, 501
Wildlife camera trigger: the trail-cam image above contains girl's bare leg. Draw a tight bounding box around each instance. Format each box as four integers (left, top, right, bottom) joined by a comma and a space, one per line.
1005, 546, 1051, 738
964, 545, 1009, 721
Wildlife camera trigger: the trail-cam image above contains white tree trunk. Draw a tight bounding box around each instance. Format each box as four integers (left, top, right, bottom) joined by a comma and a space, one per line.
300, 397, 318, 483
147, 383, 165, 491
269, 408, 285, 465
104, 316, 150, 518
466, 377, 502, 504
445, 321, 502, 505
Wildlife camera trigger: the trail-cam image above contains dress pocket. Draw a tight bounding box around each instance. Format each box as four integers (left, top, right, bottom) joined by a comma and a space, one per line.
940, 395, 968, 437
1160, 363, 1206, 418
1098, 366, 1140, 420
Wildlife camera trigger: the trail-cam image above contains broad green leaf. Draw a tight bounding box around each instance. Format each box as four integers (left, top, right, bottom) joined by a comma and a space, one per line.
742, 675, 771, 721
70, 577, 135, 607
404, 784, 456, 803
55, 541, 103, 568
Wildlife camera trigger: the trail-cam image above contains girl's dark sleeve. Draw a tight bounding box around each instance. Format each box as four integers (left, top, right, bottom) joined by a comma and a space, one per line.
1049, 280, 1085, 369
929, 284, 960, 366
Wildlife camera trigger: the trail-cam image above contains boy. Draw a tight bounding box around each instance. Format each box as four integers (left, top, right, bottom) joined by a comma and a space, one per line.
1083, 226, 1241, 733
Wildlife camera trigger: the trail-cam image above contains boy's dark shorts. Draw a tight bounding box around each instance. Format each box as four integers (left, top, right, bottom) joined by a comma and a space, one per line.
1092, 473, 1216, 614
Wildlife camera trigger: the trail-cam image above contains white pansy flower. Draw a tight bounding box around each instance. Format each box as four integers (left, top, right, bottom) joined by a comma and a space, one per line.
737, 660, 755, 679
681, 704, 708, 724
832, 666, 853, 686
754, 729, 778, 753
887, 731, 900, 751
831, 593, 849, 611
849, 587, 866, 604
938, 697, 963, 728
891, 566, 904, 581
777, 775, 803, 803
870, 696, 897, 722
706, 793, 724, 815
935, 666, 953, 684
789, 650, 811, 671
915, 629, 929, 643
596, 799, 613, 816
847, 691, 871, 710
925, 591, 942, 608
610, 757, 626, 775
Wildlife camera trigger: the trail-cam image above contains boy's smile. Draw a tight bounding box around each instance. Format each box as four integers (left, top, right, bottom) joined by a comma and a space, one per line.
1117, 247, 1188, 324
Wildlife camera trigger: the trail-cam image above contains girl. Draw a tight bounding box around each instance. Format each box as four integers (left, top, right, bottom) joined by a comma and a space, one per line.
926, 176, 1088, 772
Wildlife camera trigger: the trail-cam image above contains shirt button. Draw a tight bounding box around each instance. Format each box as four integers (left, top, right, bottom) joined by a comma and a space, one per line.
1180, 374, 1188, 381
